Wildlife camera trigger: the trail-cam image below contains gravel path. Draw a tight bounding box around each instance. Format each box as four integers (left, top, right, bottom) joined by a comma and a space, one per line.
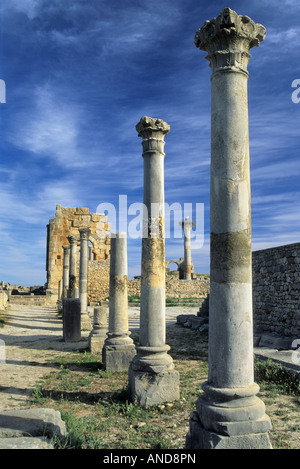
0, 304, 88, 411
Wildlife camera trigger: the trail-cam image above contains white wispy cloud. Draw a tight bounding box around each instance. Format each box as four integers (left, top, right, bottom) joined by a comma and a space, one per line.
0, 0, 299, 285
1, 0, 40, 19
8, 84, 87, 168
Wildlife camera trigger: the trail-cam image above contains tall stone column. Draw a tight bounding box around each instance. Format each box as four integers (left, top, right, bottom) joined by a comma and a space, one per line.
186, 8, 271, 449
67, 236, 77, 299
179, 218, 195, 280
79, 228, 92, 330
129, 116, 179, 407
62, 245, 70, 299
102, 233, 135, 371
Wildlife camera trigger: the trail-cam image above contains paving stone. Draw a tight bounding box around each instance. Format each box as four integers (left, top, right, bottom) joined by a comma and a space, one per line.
0, 437, 54, 449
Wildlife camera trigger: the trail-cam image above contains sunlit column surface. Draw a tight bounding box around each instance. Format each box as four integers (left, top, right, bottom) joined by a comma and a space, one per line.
129, 116, 180, 407
186, 8, 272, 449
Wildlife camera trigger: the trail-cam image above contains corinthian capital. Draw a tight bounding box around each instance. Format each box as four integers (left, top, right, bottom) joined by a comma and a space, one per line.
179, 219, 195, 233
136, 116, 170, 156
194, 8, 266, 74
79, 228, 91, 240
67, 235, 77, 245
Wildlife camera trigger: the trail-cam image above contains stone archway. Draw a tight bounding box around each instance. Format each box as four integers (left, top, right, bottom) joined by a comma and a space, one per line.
165, 258, 194, 280
165, 260, 181, 269
46, 205, 111, 294
165, 259, 184, 279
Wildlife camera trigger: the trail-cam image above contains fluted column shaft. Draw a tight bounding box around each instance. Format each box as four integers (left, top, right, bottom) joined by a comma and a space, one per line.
62, 245, 70, 299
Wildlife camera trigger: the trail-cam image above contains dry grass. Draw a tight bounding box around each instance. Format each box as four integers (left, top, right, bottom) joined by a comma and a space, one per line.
29, 323, 300, 449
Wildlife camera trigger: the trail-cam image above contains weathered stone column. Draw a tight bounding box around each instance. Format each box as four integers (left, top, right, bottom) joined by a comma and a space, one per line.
103, 233, 135, 371
129, 116, 179, 407
88, 304, 108, 354
67, 236, 77, 299
186, 8, 271, 449
79, 228, 92, 331
62, 245, 70, 299
179, 218, 195, 280
57, 280, 62, 301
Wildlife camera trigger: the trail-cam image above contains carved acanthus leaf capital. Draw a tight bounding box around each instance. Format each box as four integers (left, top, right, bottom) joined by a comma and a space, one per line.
79, 228, 91, 240
194, 8, 266, 74
179, 220, 195, 231
136, 116, 170, 137
67, 236, 77, 245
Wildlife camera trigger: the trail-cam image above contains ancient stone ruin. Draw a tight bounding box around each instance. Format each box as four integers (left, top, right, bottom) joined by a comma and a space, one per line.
102, 233, 136, 371
128, 116, 180, 406
5, 5, 300, 452
46, 205, 111, 304
165, 258, 195, 279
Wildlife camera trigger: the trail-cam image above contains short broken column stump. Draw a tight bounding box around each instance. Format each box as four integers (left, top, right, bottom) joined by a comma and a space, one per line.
102, 233, 136, 372
88, 305, 108, 354
62, 298, 81, 342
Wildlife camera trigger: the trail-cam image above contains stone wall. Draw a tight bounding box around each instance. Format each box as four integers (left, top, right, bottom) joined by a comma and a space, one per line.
253, 242, 300, 341
86, 263, 210, 304
88, 259, 110, 303
128, 277, 210, 300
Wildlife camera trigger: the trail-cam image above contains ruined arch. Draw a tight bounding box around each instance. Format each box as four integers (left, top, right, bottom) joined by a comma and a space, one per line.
46, 205, 111, 294
165, 258, 194, 280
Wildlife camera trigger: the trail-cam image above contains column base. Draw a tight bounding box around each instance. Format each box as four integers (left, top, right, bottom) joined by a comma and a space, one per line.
102, 344, 136, 372
186, 381, 272, 449
128, 345, 180, 407
128, 366, 180, 407
186, 414, 272, 449
102, 332, 136, 371
88, 329, 107, 354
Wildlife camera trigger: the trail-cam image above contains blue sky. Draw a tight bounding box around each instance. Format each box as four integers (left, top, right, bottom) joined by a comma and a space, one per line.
0, 0, 299, 286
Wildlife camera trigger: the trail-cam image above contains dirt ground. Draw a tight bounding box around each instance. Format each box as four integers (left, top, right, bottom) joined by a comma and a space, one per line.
0, 304, 89, 410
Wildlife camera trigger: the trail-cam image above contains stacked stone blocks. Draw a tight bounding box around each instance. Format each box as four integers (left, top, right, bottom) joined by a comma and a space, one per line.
46, 205, 111, 301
